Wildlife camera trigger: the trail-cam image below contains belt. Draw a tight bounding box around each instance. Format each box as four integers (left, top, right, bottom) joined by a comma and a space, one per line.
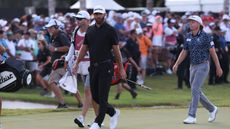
91, 59, 111, 67
191, 60, 209, 66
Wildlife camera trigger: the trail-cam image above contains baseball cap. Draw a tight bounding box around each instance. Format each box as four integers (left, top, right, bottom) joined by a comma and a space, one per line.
168, 18, 176, 24
13, 18, 20, 23
93, 5, 106, 14
136, 28, 143, 35
222, 14, 230, 20
188, 15, 203, 26
75, 10, 90, 20
45, 19, 60, 28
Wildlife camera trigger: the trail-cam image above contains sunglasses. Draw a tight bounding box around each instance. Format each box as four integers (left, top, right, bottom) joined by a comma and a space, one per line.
76, 18, 85, 21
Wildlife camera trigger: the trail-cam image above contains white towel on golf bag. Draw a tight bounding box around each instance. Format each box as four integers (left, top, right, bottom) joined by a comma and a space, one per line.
59, 71, 77, 94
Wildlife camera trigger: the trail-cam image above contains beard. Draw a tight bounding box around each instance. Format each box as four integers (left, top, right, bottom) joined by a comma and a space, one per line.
95, 17, 105, 25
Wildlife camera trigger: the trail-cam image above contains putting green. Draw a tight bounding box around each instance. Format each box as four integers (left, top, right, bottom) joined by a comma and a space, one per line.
1, 107, 230, 129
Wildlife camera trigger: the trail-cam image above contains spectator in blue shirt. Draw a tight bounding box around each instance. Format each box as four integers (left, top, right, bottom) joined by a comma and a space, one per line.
0, 30, 8, 61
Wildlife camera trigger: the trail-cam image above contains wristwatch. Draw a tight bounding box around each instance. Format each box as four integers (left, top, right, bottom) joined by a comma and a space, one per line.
54, 47, 58, 52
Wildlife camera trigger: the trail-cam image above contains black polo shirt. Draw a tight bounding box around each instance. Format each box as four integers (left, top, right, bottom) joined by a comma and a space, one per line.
120, 47, 131, 63
50, 31, 71, 63
125, 38, 140, 62
84, 22, 118, 63
37, 47, 52, 67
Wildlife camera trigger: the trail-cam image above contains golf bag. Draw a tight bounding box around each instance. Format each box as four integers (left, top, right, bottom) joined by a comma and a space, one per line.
111, 61, 131, 85
111, 61, 152, 90
0, 58, 32, 92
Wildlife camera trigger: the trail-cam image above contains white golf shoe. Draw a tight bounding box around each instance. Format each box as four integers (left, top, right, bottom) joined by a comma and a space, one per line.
208, 106, 218, 122
183, 116, 197, 124
74, 115, 85, 127
89, 122, 100, 129
110, 109, 120, 129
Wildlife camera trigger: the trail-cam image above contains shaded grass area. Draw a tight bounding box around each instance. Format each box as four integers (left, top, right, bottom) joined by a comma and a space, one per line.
2, 108, 78, 116
1, 75, 230, 108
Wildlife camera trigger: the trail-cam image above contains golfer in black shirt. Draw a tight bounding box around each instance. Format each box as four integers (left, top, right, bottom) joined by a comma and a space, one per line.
73, 5, 126, 129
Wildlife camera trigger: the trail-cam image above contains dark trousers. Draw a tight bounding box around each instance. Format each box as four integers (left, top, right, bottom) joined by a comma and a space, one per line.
128, 66, 138, 90
89, 61, 115, 126
220, 50, 229, 82
127, 58, 139, 90
209, 50, 229, 84
209, 59, 217, 84
177, 59, 190, 89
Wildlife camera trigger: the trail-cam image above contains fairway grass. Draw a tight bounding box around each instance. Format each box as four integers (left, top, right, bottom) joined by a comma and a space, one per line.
1, 107, 230, 129
1, 75, 230, 107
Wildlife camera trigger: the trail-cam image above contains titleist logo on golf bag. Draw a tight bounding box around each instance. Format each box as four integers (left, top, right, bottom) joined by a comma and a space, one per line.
0, 71, 17, 88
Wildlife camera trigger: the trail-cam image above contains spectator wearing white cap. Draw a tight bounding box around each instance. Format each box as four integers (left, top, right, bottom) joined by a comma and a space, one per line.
123, 17, 134, 32
65, 10, 98, 128
107, 11, 116, 27
164, 18, 178, 75
136, 28, 152, 84
164, 18, 178, 46
73, 5, 125, 129
130, 13, 142, 31
173, 15, 223, 124
219, 14, 230, 83
45, 19, 72, 108
10, 18, 21, 33
219, 14, 230, 61
140, 10, 149, 28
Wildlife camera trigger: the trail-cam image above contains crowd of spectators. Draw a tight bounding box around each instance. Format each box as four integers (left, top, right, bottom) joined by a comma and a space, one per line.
0, 9, 229, 92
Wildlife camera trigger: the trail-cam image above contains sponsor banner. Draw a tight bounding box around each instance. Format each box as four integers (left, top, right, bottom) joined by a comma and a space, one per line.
0, 71, 17, 88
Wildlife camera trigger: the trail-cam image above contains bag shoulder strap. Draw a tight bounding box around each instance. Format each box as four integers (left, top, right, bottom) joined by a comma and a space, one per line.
71, 27, 80, 49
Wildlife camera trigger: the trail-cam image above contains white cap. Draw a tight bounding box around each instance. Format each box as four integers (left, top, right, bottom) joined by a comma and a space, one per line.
44, 17, 50, 23
22, 22, 28, 26
75, 10, 90, 20
58, 16, 66, 23
0, 19, 7, 27
209, 22, 215, 27
188, 15, 203, 26
45, 19, 62, 28
222, 14, 230, 20
136, 28, 143, 35
169, 19, 176, 23
93, 5, 106, 14
13, 18, 20, 23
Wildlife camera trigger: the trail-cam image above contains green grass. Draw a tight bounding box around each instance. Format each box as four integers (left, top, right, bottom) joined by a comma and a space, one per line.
1, 75, 230, 107
2, 108, 230, 129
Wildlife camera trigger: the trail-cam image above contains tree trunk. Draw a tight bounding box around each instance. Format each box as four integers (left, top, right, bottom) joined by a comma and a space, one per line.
48, 0, 56, 16
224, 0, 230, 14
79, 0, 86, 10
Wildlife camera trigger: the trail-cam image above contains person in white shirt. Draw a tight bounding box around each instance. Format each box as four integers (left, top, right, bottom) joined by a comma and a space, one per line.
130, 15, 142, 31
5, 32, 16, 57
17, 32, 36, 71
17, 32, 35, 61
220, 14, 230, 44
66, 10, 98, 127
219, 14, 230, 83
164, 18, 178, 74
